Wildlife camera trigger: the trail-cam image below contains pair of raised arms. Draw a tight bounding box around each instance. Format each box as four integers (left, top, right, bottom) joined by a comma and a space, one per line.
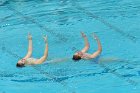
80, 32, 102, 59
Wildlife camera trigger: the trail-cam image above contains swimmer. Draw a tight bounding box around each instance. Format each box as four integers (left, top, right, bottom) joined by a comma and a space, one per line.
16, 33, 48, 67
73, 32, 102, 61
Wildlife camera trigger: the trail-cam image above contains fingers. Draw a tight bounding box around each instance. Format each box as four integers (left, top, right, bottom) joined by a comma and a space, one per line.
43, 35, 47, 40
43, 35, 48, 44
81, 32, 86, 37
81, 32, 84, 35
80, 32, 98, 40
43, 34, 47, 38
27, 32, 32, 40
92, 32, 98, 40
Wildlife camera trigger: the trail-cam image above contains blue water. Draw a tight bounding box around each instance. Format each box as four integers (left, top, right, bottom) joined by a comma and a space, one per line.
0, 0, 140, 93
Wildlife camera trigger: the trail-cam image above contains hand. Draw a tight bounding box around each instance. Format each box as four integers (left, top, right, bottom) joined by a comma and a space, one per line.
92, 32, 98, 40
28, 33, 32, 40
43, 35, 48, 43
81, 32, 86, 37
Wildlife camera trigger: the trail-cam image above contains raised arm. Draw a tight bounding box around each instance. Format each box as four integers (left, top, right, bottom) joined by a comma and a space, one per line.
35, 35, 48, 64
89, 33, 102, 59
23, 33, 32, 59
81, 32, 90, 53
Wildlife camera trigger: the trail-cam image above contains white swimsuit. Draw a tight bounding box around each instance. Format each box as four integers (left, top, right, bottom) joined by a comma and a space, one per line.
82, 53, 91, 59
82, 53, 101, 63
25, 58, 37, 64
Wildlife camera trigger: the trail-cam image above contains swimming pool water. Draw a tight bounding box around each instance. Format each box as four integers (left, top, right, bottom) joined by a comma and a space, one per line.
0, 0, 140, 93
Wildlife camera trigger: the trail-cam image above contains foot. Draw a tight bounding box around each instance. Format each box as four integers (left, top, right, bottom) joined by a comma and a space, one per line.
28, 33, 32, 40
43, 35, 48, 44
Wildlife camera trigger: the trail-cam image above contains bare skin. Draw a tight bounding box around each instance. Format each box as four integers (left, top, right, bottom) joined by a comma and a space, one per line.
17, 33, 48, 66
73, 32, 123, 63
74, 32, 102, 60
17, 32, 120, 66
81, 32, 90, 53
